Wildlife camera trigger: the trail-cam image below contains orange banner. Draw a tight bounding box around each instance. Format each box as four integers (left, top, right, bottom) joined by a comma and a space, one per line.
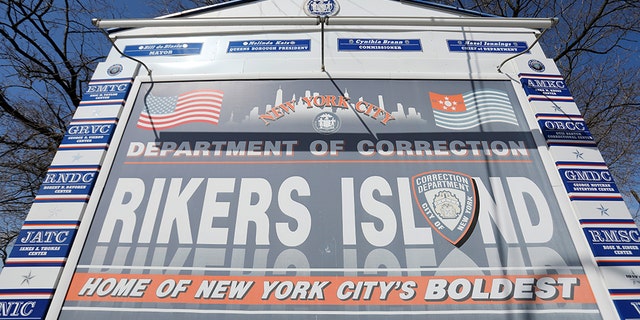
66, 273, 595, 306
429, 92, 467, 112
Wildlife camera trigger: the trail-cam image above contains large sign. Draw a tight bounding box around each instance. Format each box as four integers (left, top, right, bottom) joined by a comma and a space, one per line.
58, 79, 600, 319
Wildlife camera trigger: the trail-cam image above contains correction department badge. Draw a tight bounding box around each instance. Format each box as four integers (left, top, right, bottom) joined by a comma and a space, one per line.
411, 170, 479, 246
303, 0, 340, 17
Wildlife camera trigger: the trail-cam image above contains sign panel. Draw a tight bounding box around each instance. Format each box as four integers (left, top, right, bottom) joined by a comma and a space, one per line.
60, 119, 117, 148
123, 43, 203, 57
37, 166, 99, 198
557, 163, 619, 194
613, 300, 640, 319
10, 228, 76, 260
338, 38, 422, 51
536, 114, 596, 146
0, 299, 50, 319
584, 226, 640, 258
58, 79, 601, 320
447, 40, 528, 53
80, 80, 131, 104
4, 220, 79, 267
520, 74, 574, 102
227, 40, 311, 53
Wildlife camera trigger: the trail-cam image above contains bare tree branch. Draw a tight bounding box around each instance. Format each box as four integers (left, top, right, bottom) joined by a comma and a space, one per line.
0, 0, 113, 265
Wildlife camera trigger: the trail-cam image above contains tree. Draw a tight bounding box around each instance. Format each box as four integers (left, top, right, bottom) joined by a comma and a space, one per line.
148, 0, 234, 16
0, 0, 121, 265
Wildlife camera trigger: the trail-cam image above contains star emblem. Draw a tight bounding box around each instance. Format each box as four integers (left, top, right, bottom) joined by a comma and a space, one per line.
627, 270, 640, 285
573, 149, 584, 159
71, 153, 83, 162
438, 97, 458, 111
551, 104, 563, 112
597, 204, 609, 216
48, 206, 62, 218
21, 271, 35, 286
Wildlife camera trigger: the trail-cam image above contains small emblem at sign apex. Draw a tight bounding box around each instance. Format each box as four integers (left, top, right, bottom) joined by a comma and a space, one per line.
304, 0, 340, 17
107, 64, 123, 76
528, 59, 546, 72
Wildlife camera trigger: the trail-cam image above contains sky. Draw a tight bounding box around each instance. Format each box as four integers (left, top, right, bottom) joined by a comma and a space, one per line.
112, 1, 214, 19
115, 2, 168, 19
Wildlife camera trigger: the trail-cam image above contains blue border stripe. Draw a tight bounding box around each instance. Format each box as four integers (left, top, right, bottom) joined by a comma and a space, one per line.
610, 289, 640, 295
56, 145, 109, 151
23, 220, 80, 227
0, 289, 55, 295
88, 77, 134, 83
597, 260, 640, 267
580, 219, 637, 225
570, 195, 625, 201
556, 161, 608, 167
33, 198, 89, 203
518, 73, 564, 78
3, 261, 65, 267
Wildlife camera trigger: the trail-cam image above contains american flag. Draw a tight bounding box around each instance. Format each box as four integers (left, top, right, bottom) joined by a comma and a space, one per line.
137, 90, 224, 130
